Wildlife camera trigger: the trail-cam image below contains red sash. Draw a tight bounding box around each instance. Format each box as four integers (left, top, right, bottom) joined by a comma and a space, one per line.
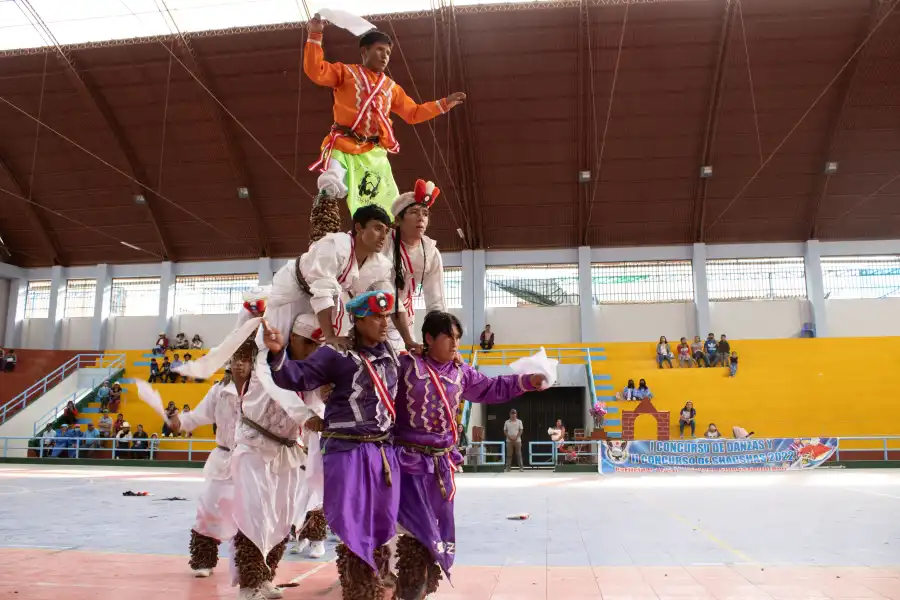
362, 356, 396, 421
422, 360, 459, 502
394, 231, 417, 317
330, 237, 355, 337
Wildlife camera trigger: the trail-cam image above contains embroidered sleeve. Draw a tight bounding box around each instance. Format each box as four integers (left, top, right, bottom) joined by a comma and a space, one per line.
303, 31, 345, 88
300, 234, 349, 314
270, 346, 338, 393
461, 363, 533, 404
390, 82, 446, 125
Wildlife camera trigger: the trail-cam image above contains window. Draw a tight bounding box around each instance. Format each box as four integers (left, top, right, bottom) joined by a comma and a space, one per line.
174, 274, 259, 315
591, 261, 694, 304
707, 258, 807, 301
24, 280, 51, 318
64, 279, 96, 318
411, 267, 463, 310
110, 277, 161, 317
822, 255, 900, 299
485, 265, 579, 307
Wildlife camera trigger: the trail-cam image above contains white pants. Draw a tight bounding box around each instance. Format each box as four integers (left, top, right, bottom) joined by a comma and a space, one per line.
193, 477, 237, 542
317, 158, 348, 198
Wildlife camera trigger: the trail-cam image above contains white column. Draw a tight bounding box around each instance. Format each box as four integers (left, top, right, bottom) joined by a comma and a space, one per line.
578, 246, 593, 342
257, 257, 274, 285
157, 261, 175, 336
804, 240, 828, 337
460, 250, 475, 346
692, 243, 711, 338
47, 265, 66, 349
472, 249, 486, 348
91, 264, 111, 350
4, 278, 26, 348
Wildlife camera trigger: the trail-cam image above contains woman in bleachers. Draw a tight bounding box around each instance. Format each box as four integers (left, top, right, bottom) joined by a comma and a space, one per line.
656, 336, 673, 369
162, 401, 178, 437
635, 379, 653, 401
678, 402, 697, 439
677, 337, 692, 368
109, 383, 122, 413
62, 400, 79, 426
191, 334, 203, 350
704, 423, 721, 439
616, 379, 637, 401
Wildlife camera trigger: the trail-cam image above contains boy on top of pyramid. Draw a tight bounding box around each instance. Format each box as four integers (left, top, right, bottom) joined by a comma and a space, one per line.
305, 13, 466, 225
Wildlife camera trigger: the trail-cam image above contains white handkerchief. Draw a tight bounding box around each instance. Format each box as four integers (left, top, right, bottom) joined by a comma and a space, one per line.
318, 8, 375, 36
509, 347, 558, 390
135, 381, 172, 425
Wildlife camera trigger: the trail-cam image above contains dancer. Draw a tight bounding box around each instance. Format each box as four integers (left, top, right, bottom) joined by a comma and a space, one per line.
167, 363, 241, 577
263, 290, 400, 600
305, 13, 466, 219
383, 180, 446, 355
394, 311, 547, 599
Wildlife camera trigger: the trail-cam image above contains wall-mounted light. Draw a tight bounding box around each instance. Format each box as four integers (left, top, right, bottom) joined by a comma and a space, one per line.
700, 165, 713, 178
824, 161, 839, 175
578, 170, 591, 183
133, 194, 146, 205
237, 187, 250, 199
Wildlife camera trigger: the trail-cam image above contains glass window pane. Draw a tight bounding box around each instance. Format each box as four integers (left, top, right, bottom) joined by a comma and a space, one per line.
822, 255, 900, 299
110, 277, 161, 317
591, 261, 694, 304
64, 279, 97, 318
411, 267, 463, 310
174, 274, 259, 315
707, 258, 807, 301
24, 280, 51, 319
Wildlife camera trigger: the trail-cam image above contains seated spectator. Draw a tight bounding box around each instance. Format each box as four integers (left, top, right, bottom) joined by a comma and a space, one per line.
113, 413, 126, 437
108, 383, 122, 413
635, 379, 653, 400
678, 401, 697, 439
191, 334, 203, 350
729, 350, 738, 377
170, 354, 183, 383
96, 381, 111, 411
162, 401, 179, 437
61, 400, 79, 426
181, 405, 193, 437
149, 433, 160, 459
182, 353, 195, 383
68, 424, 85, 456
83, 423, 101, 451
456, 423, 468, 471
616, 379, 638, 401
153, 332, 169, 355
160, 357, 172, 382
704, 333, 719, 367
691, 335, 708, 367
704, 423, 721, 439
52, 424, 73, 458
115, 422, 132, 459
148, 358, 162, 383
40, 424, 56, 457
97, 410, 113, 438
677, 337, 692, 368
480, 325, 495, 351
3, 349, 17, 372
732, 426, 755, 438
656, 336, 673, 369
717, 334, 731, 367
132, 424, 150, 459
174, 332, 190, 350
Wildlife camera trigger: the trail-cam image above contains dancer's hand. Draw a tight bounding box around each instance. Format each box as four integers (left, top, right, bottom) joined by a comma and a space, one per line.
530, 374, 548, 389
304, 416, 325, 432
446, 92, 466, 109
261, 320, 286, 354
324, 335, 352, 351
453, 351, 464, 365
405, 341, 424, 355
308, 13, 325, 33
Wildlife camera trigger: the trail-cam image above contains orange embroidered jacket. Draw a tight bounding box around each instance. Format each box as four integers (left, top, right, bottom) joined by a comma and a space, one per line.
304, 31, 448, 156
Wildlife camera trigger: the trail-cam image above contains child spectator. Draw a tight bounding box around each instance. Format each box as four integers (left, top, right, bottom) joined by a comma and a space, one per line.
113, 413, 126, 437
4, 349, 17, 372
729, 350, 738, 377
149, 433, 160, 459
153, 332, 169, 355
181, 405, 193, 438
182, 353, 194, 383
636, 379, 653, 400
174, 332, 190, 350
679, 401, 697, 438
656, 336, 673, 369
40, 424, 56, 457
704, 333, 719, 366
108, 383, 122, 413
480, 325, 495, 351
160, 357, 172, 383
704, 423, 721, 439
148, 358, 162, 383
162, 401, 178, 437
616, 379, 638, 401
191, 334, 203, 350
61, 400, 79, 426
717, 335, 731, 367
677, 337, 692, 368
96, 381, 111, 411
132, 425, 150, 459
170, 354, 183, 383
97, 410, 113, 438
691, 335, 708, 367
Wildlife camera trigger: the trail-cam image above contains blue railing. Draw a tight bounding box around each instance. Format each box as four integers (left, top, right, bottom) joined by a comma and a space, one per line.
0, 354, 125, 426
1, 435, 217, 461
472, 346, 595, 366
528, 440, 600, 466
462, 441, 506, 467
834, 436, 900, 462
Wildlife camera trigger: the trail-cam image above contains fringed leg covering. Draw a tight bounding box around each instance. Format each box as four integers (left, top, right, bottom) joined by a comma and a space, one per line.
425, 562, 443, 596
396, 535, 433, 600
233, 530, 268, 590
375, 543, 396, 590
189, 529, 220, 570
310, 194, 342, 244
336, 543, 380, 600
299, 509, 328, 542
264, 536, 289, 582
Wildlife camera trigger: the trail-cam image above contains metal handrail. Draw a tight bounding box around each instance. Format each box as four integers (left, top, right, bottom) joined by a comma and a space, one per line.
473, 346, 597, 365
3, 435, 217, 461
529, 440, 599, 466
463, 440, 506, 467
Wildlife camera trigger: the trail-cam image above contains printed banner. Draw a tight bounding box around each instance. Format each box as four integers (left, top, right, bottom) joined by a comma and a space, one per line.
600, 437, 839, 474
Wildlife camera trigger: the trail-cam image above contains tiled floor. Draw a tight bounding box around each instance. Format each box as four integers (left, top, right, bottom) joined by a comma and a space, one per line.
1, 465, 900, 599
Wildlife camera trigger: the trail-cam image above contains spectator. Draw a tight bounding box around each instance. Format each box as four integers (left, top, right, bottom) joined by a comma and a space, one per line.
52, 424, 72, 458
729, 350, 739, 377
656, 336, 673, 369
149, 433, 160, 459
148, 358, 162, 383
83, 423, 101, 451
153, 332, 169, 355
113, 413, 126, 437
732, 426, 755, 438
162, 401, 179, 437
480, 325, 495, 351
191, 334, 203, 350
97, 381, 111, 411
548, 419, 566, 449
160, 357, 172, 383
68, 424, 85, 457
3, 349, 17, 372
456, 423, 468, 472
181, 405, 193, 438
97, 410, 113, 438
170, 353, 183, 383
617, 379, 638, 401
108, 383, 122, 413
114, 422, 132, 459
503, 408, 524, 472
174, 332, 190, 350
635, 378, 653, 401
704, 423, 721, 439
40, 424, 56, 457
677, 337, 692, 368
678, 401, 697, 439
704, 333, 719, 367
717, 335, 731, 367
182, 353, 194, 383
691, 335, 708, 367
132, 424, 150, 459
61, 400, 79, 426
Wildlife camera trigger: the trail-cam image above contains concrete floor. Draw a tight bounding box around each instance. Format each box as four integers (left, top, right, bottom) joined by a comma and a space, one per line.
1, 464, 899, 599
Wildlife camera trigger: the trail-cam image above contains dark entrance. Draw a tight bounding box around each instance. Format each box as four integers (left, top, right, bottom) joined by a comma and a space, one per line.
484, 386, 585, 467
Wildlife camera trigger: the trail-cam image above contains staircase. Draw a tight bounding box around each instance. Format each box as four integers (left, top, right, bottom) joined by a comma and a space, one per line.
0, 351, 93, 425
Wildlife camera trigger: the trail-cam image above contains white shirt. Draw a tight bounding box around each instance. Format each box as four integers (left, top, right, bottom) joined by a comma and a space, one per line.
381, 232, 445, 316
504, 419, 523, 440
179, 382, 240, 480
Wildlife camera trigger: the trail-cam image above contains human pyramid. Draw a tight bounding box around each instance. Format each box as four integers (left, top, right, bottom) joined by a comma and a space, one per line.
150, 13, 550, 600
